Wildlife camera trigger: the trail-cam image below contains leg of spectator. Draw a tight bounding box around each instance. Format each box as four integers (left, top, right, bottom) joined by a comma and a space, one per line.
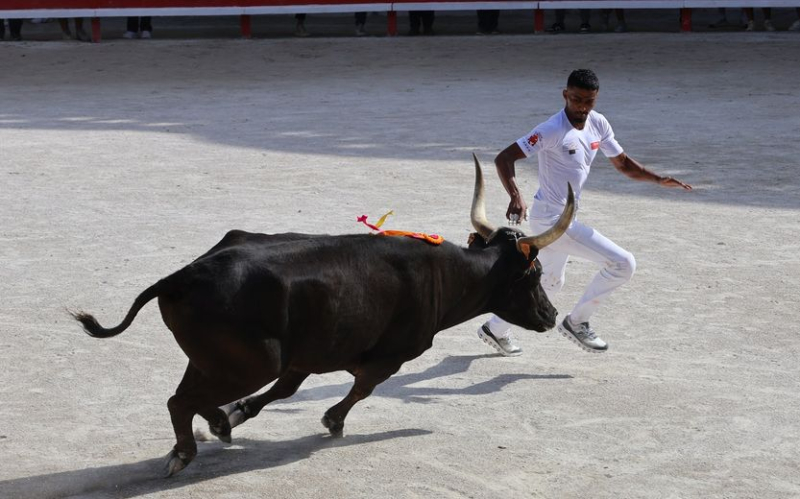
59, 19, 72, 39
744, 8, 754, 31
762, 8, 774, 31
614, 9, 627, 32
421, 11, 434, 35
295, 13, 309, 37
355, 12, 367, 36
74, 18, 90, 42
579, 9, 591, 32
140, 16, 152, 38
9, 19, 23, 41
409, 12, 420, 35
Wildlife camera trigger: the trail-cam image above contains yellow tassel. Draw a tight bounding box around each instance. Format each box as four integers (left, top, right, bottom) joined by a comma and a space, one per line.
374, 210, 394, 228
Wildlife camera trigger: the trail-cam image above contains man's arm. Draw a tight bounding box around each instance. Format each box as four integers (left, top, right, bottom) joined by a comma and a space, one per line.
609, 152, 692, 190
495, 143, 529, 223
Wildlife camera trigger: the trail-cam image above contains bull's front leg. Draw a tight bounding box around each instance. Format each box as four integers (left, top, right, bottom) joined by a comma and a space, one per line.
322, 361, 402, 436
222, 370, 310, 431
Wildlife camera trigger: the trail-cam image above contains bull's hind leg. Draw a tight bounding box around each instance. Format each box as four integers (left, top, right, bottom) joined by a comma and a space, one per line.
164, 362, 276, 477
322, 361, 403, 437
224, 369, 310, 430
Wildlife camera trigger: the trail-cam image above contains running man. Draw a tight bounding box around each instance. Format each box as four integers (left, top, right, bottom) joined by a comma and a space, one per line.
478, 69, 692, 356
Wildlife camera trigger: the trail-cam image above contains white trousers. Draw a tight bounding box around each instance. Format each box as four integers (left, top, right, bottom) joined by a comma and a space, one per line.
487, 200, 636, 338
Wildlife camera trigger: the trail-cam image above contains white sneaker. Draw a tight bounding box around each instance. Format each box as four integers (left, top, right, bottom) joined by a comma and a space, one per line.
478, 323, 522, 357
123, 30, 138, 39
763, 20, 775, 32
745, 20, 755, 31
790, 20, 800, 31
557, 316, 608, 353
355, 23, 367, 36
140, 30, 152, 39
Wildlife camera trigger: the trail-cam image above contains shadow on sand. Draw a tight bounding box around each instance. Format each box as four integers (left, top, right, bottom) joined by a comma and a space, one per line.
0, 430, 429, 499
0, 354, 570, 498
282, 353, 573, 405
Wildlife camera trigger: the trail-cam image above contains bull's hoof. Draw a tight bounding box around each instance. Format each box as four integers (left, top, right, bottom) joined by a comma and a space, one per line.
209, 419, 232, 444
321, 414, 344, 437
162, 449, 194, 478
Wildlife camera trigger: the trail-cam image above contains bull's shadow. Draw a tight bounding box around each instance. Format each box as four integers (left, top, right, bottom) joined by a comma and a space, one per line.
0, 355, 569, 499
268, 354, 573, 408
0, 430, 430, 499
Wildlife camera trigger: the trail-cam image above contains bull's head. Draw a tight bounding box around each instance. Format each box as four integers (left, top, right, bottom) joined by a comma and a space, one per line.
469, 153, 575, 331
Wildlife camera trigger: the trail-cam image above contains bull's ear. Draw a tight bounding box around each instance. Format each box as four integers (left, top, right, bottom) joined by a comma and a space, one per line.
517, 241, 531, 260
516, 241, 540, 261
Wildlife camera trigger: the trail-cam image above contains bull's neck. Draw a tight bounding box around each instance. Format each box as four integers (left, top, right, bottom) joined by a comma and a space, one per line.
435, 247, 507, 331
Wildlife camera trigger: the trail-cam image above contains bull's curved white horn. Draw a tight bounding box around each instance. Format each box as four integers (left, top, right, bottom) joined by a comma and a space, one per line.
471, 153, 495, 239
517, 183, 575, 250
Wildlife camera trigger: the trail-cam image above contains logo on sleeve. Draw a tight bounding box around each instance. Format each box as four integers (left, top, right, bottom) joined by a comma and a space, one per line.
527, 132, 541, 147
591, 141, 600, 150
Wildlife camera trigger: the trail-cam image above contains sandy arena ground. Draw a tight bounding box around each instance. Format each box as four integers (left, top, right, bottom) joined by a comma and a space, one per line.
1, 14, 800, 499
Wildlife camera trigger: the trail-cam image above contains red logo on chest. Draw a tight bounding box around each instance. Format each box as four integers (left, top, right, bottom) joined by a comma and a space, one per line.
591, 141, 600, 150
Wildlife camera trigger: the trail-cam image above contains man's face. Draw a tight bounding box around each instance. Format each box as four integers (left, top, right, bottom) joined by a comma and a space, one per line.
562, 86, 598, 126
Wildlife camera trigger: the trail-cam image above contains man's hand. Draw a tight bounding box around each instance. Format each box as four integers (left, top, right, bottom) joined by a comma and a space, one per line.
506, 195, 528, 225
658, 176, 693, 190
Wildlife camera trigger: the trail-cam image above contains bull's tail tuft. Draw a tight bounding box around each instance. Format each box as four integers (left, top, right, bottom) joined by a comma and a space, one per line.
71, 281, 162, 339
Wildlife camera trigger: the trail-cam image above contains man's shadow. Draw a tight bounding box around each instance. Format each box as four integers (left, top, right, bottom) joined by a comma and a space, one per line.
274, 354, 572, 407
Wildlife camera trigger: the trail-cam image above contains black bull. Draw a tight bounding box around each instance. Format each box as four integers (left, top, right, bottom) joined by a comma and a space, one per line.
73, 155, 575, 476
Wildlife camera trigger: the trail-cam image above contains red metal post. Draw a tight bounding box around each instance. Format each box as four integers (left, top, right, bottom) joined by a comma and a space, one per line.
680, 8, 692, 32
534, 8, 544, 33
240, 14, 251, 38
91, 17, 101, 42
387, 11, 397, 36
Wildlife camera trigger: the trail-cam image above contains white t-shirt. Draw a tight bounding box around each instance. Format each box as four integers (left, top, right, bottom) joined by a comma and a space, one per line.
516, 109, 624, 208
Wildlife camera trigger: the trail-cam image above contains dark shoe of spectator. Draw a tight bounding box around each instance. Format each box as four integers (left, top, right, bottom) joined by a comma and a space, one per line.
422, 26, 434, 35
547, 22, 565, 33
76, 28, 91, 42
579, 23, 591, 33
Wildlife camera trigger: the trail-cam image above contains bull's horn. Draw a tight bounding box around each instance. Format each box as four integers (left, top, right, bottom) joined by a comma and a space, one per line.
517, 183, 575, 250
471, 153, 495, 239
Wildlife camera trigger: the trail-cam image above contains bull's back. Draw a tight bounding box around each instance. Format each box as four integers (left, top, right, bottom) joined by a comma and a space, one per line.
159, 232, 459, 372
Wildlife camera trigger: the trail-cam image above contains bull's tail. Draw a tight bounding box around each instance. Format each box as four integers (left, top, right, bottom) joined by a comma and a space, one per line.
71, 280, 163, 338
